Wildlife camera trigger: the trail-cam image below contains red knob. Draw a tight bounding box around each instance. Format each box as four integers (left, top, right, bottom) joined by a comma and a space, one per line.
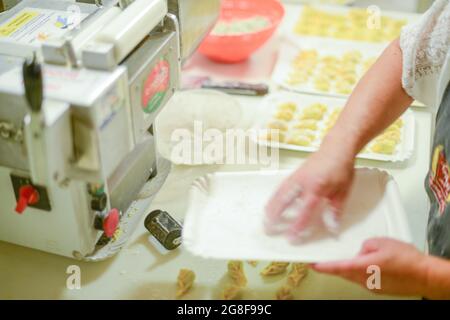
15, 185, 39, 214
103, 208, 120, 238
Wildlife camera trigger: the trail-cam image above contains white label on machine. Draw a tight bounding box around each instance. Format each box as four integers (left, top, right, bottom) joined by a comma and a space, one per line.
0, 7, 88, 45
0, 65, 123, 126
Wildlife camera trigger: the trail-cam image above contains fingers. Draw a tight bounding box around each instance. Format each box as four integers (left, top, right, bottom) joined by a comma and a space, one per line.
318, 188, 349, 234
328, 189, 348, 218
312, 254, 375, 279
287, 193, 322, 241
315, 255, 382, 287
311, 259, 357, 275
265, 178, 302, 224
312, 259, 365, 284
358, 238, 387, 255
313, 239, 384, 275
321, 207, 340, 234
312, 238, 389, 286
265, 168, 353, 238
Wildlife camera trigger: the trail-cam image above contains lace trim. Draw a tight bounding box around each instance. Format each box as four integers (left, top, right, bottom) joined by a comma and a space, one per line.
400, 0, 450, 98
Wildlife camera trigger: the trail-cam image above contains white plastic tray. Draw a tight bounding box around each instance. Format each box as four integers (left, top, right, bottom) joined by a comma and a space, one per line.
252, 92, 415, 162
183, 169, 412, 263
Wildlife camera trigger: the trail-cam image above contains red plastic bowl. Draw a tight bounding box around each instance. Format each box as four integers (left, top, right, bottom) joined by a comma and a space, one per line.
198, 0, 285, 63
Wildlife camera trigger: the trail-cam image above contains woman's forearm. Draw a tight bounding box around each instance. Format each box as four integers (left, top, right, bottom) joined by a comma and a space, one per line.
321, 39, 414, 158
424, 256, 450, 299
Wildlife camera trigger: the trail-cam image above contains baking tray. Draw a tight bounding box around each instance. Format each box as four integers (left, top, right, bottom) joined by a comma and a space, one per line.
281, 4, 420, 44
271, 38, 426, 108
283, 0, 355, 5
272, 38, 386, 99
183, 168, 412, 263
252, 92, 415, 163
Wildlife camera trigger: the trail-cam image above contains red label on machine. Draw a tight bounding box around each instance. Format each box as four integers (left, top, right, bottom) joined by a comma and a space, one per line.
141, 59, 170, 114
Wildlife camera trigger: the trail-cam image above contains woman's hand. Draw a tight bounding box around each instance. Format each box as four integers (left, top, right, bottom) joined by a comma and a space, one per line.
312, 238, 430, 297
265, 140, 356, 240
264, 39, 414, 241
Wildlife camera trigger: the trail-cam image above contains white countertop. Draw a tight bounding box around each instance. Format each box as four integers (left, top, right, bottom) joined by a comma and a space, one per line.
0, 101, 432, 300
0, 3, 434, 299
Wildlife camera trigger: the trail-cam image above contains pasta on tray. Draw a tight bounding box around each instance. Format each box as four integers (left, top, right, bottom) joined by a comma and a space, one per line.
293, 6, 407, 43
272, 42, 382, 98
255, 93, 415, 162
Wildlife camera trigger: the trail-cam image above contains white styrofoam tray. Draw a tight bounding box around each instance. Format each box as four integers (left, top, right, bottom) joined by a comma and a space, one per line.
252, 92, 416, 162
183, 168, 412, 263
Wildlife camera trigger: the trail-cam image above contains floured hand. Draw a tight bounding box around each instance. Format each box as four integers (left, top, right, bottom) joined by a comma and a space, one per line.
265, 145, 355, 241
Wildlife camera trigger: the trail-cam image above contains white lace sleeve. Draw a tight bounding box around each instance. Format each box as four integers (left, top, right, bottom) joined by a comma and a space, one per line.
400, 0, 450, 107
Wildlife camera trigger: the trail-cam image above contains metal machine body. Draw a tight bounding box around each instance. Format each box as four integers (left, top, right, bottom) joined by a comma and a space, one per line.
0, 0, 220, 259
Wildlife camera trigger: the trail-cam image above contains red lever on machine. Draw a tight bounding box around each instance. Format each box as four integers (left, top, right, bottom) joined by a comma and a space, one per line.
103, 208, 120, 238
15, 185, 39, 214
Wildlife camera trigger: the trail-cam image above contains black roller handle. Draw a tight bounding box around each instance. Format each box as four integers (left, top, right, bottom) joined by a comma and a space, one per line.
22, 54, 43, 112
